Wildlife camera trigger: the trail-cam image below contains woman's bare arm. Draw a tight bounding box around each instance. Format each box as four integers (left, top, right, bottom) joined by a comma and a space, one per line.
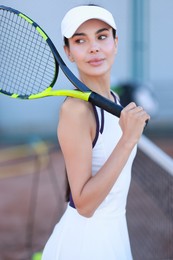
58, 99, 150, 217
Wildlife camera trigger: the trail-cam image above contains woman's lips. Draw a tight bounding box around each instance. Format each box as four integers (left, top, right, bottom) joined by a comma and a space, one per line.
87, 58, 104, 66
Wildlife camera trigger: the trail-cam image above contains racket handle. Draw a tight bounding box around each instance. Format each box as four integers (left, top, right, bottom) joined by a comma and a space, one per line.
89, 92, 123, 118
89, 92, 149, 128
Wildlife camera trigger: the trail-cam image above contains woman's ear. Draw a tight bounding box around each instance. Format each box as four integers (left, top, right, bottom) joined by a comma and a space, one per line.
64, 45, 74, 62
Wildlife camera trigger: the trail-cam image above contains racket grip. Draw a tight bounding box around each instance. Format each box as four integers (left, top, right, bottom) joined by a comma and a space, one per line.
89, 92, 149, 129
89, 92, 123, 118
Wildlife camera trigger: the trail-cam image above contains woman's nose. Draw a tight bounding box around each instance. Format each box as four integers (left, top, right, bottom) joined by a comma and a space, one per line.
89, 41, 100, 53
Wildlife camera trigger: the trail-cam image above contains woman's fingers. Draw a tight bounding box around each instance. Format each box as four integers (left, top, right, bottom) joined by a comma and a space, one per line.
121, 102, 150, 127
122, 102, 137, 112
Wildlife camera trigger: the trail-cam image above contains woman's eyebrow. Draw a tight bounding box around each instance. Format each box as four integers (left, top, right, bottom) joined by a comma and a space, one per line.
72, 32, 85, 38
96, 28, 110, 34
72, 28, 110, 38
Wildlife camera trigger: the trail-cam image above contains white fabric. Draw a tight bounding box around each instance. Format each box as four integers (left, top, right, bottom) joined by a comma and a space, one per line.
42, 107, 136, 260
61, 6, 117, 38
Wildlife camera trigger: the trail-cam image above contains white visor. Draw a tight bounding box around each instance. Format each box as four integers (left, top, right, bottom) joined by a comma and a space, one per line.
61, 6, 117, 39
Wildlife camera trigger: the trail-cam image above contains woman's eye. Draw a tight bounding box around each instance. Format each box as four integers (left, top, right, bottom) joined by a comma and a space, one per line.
75, 39, 85, 44
98, 35, 107, 40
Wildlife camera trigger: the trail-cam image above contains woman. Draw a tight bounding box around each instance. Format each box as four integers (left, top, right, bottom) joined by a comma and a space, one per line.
42, 4, 150, 260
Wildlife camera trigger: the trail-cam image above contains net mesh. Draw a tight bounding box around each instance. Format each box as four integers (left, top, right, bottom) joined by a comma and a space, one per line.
127, 135, 173, 260
0, 9, 56, 97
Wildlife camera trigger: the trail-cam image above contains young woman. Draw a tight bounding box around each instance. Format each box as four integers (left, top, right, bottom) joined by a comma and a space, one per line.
42, 5, 150, 260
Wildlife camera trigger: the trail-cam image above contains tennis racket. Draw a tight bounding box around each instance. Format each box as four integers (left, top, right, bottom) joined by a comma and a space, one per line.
0, 5, 123, 118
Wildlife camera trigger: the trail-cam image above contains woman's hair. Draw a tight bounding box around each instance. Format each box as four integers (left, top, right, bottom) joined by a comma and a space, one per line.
63, 4, 116, 47
65, 169, 70, 202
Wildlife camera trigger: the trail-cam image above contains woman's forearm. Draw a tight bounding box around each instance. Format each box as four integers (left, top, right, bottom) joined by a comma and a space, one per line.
75, 136, 136, 217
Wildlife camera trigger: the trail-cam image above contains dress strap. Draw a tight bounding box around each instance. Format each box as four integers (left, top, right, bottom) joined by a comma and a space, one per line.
92, 104, 104, 148
111, 91, 121, 104
69, 193, 75, 208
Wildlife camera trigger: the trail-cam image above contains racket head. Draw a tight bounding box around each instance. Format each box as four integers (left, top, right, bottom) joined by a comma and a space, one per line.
0, 5, 59, 99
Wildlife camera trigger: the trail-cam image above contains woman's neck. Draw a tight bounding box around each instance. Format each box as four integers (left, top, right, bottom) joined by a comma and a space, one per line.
79, 73, 113, 100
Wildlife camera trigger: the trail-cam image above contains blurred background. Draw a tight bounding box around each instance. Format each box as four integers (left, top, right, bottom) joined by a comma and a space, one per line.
0, 0, 172, 141
0, 0, 173, 260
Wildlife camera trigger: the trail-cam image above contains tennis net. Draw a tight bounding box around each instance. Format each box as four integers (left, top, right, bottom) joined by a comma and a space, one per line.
127, 134, 173, 260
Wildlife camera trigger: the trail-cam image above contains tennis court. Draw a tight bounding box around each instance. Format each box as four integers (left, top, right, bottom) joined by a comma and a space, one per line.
0, 134, 173, 260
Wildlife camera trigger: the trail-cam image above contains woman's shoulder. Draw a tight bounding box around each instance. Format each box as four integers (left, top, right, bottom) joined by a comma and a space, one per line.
59, 97, 94, 122
58, 97, 96, 146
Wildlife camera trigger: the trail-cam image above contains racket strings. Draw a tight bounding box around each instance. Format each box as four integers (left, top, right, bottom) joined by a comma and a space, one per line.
0, 9, 56, 97
1, 11, 55, 86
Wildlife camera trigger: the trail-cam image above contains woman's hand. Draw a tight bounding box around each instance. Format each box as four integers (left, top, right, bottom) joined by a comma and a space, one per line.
119, 102, 150, 145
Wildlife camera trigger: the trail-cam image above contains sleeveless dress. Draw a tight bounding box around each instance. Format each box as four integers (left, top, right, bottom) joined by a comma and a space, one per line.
42, 94, 136, 260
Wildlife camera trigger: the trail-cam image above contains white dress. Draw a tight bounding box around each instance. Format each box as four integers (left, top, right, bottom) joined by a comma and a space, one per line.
42, 96, 136, 260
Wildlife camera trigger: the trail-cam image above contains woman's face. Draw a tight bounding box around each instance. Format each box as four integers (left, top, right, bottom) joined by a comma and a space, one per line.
64, 19, 118, 78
